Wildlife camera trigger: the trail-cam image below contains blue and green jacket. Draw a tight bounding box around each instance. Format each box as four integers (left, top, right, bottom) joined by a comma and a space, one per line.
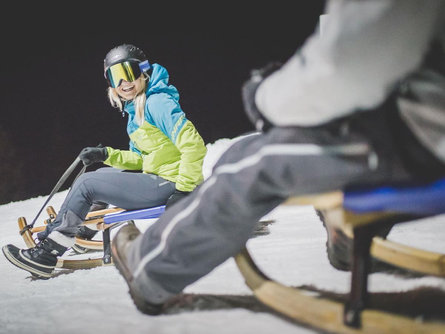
103, 63, 207, 192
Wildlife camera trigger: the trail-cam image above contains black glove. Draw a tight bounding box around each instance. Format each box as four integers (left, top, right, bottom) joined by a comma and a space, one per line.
78, 147, 108, 166
242, 62, 282, 132
166, 189, 191, 208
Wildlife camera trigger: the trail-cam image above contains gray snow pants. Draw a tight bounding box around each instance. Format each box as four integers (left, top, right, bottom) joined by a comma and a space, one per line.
44, 167, 176, 238
128, 110, 418, 303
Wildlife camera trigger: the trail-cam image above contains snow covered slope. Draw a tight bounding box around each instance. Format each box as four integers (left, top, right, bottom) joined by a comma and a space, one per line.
1, 137, 444, 334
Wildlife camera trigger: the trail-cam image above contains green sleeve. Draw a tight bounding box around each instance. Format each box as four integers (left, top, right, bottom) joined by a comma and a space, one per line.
174, 121, 207, 192
103, 147, 143, 170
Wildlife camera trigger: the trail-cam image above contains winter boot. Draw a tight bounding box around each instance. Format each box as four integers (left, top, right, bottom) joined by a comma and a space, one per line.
76, 225, 98, 240
72, 202, 108, 254
323, 215, 353, 271
111, 224, 172, 315
74, 201, 107, 241
71, 226, 99, 254
89, 201, 109, 212
2, 235, 69, 279
317, 210, 395, 272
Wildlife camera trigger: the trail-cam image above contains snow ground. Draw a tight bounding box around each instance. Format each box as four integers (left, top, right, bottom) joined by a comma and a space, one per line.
0, 137, 444, 334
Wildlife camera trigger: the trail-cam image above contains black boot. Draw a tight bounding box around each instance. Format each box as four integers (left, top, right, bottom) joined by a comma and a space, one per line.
89, 201, 108, 212
2, 238, 67, 279
72, 202, 107, 253
72, 225, 99, 254
74, 202, 108, 241
73, 201, 107, 241
76, 225, 98, 240
111, 224, 164, 315
317, 210, 395, 272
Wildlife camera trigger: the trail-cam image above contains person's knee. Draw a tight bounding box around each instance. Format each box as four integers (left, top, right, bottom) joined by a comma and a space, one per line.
73, 172, 99, 197
74, 173, 90, 187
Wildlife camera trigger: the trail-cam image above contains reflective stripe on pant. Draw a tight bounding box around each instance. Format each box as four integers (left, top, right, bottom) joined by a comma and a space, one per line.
132, 126, 410, 296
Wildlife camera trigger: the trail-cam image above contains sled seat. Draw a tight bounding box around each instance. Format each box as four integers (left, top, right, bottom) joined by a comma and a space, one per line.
344, 177, 445, 216
292, 177, 445, 224
102, 205, 165, 224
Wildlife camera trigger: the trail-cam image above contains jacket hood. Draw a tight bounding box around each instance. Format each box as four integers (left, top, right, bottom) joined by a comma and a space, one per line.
123, 63, 179, 116
146, 63, 179, 100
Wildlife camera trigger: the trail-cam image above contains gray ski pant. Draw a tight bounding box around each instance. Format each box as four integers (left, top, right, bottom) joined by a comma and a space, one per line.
49, 167, 176, 238
128, 123, 413, 303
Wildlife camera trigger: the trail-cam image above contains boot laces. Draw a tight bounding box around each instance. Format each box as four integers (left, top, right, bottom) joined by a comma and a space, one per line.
29, 239, 50, 255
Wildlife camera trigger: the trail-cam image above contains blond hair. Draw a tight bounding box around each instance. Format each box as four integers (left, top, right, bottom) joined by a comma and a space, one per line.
107, 75, 148, 126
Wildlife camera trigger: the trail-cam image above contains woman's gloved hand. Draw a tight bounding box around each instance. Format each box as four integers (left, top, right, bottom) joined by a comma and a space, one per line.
241, 62, 282, 132
78, 147, 108, 166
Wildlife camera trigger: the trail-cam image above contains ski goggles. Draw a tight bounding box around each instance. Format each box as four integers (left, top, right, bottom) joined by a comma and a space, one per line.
105, 60, 151, 88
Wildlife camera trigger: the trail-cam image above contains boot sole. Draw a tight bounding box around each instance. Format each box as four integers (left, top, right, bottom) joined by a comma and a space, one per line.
111, 234, 162, 315
71, 243, 100, 255
110, 241, 133, 282
2, 246, 53, 279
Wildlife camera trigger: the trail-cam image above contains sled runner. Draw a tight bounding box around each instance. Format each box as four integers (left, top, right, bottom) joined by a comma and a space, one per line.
18, 205, 166, 271
235, 177, 445, 333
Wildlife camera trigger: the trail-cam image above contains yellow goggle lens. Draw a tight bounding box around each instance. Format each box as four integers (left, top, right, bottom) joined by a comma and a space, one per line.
106, 61, 140, 88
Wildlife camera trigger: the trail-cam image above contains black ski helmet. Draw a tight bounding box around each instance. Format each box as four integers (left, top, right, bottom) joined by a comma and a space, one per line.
103, 44, 149, 77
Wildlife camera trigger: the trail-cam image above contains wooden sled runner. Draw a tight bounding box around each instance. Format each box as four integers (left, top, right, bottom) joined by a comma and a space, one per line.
235, 178, 445, 333
235, 248, 445, 334
18, 205, 166, 271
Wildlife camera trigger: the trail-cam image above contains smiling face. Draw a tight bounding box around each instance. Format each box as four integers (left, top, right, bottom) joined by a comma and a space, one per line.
115, 75, 145, 100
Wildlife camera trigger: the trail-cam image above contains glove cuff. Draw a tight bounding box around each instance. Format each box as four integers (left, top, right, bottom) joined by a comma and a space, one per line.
100, 147, 109, 160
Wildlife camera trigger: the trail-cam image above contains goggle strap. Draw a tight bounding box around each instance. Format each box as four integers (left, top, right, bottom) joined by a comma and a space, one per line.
139, 60, 151, 73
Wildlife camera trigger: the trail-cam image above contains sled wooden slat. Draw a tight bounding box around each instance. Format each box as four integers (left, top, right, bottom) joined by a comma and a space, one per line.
56, 258, 110, 270
85, 207, 125, 218
285, 191, 343, 210
371, 236, 445, 277
83, 207, 126, 229
74, 238, 104, 250
234, 248, 445, 334
30, 226, 46, 234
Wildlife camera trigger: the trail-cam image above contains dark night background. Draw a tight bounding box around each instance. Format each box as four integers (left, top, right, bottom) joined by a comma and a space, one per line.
0, 2, 325, 205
